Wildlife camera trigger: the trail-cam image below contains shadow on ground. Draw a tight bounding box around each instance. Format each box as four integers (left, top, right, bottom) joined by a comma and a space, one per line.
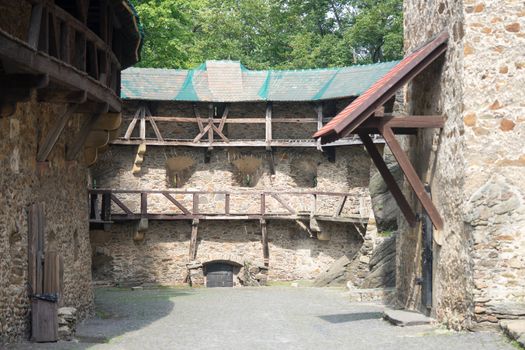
318, 312, 384, 324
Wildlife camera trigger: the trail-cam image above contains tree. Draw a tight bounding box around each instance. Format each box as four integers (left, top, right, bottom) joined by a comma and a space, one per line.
130, 0, 403, 69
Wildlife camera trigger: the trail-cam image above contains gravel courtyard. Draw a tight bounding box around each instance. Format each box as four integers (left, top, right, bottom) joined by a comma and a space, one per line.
9, 287, 516, 350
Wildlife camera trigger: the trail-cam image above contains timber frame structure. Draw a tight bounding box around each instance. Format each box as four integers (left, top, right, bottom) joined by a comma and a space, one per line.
0, 0, 142, 162
315, 32, 450, 231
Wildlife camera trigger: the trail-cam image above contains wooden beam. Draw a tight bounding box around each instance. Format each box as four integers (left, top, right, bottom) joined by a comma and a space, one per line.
359, 116, 445, 130
193, 104, 204, 132
380, 126, 444, 230
66, 103, 108, 161
28, 3, 44, 49
225, 194, 230, 215
162, 192, 191, 215
144, 105, 164, 141
218, 105, 229, 132
260, 219, 269, 267
211, 124, 229, 143
270, 194, 296, 214
207, 104, 214, 146
334, 195, 347, 217
141, 192, 148, 216
359, 132, 417, 227
189, 219, 199, 261
110, 194, 133, 215
37, 104, 79, 162
193, 124, 211, 143
124, 108, 141, 140
37, 88, 87, 104
267, 149, 275, 175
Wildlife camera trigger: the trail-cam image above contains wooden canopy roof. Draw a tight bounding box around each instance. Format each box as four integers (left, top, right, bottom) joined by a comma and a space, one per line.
314, 32, 449, 144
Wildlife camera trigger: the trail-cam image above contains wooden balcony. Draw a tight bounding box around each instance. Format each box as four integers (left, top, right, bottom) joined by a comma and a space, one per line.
0, 0, 141, 113
89, 189, 370, 227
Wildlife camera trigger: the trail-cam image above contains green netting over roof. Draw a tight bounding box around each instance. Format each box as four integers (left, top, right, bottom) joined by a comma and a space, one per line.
121, 60, 399, 102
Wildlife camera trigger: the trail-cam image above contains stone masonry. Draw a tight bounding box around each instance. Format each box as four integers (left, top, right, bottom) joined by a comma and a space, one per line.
90, 100, 377, 286
0, 98, 94, 343
400, 0, 525, 330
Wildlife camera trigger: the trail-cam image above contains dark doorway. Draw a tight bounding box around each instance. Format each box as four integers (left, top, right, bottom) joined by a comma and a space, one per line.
205, 263, 234, 288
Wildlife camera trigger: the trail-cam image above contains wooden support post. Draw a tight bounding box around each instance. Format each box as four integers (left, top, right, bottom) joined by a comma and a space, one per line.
207, 104, 214, 147
271, 194, 296, 214
193, 104, 204, 133
124, 108, 141, 140
37, 104, 79, 162
316, 103, 323, 151
359, 132, 417, 227
139, 106, 146, 141
265, 102, 272, 150
193, 193, 199, 215
101, 192, 111, 222
334, 195, 347, 217
267, 149, 275, 175
110, 194, 133, 216
260, 193, 265, 215
189, 219, 199, 261
225, 193, 230, 215
141, 192, 148, 217
260, 219, 269, 267
162, 192, 191, 215
379, 126, 444, 230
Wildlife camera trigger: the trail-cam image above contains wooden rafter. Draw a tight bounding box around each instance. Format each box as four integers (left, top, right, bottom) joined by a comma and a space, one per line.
144, 105, 164, 141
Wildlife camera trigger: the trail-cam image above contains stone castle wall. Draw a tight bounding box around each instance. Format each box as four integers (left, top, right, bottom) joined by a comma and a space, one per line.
0, 98, 94, 343
91, 100, 375, 285
402, 0, 525, 330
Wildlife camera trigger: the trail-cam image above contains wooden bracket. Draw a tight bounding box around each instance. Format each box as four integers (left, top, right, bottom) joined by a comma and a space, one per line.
378, 126, 443, 230
359, 132, 417, 227
66, 103, 108, 161
37, 103, 79, 162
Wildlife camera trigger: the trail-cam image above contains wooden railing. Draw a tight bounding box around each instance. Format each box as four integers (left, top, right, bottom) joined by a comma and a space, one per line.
25, 0, 121, 94
89, 189, 370, 224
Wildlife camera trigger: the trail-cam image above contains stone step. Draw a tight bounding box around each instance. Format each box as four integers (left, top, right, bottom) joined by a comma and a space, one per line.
383, 308, 434, 327
500, 320, 525, 348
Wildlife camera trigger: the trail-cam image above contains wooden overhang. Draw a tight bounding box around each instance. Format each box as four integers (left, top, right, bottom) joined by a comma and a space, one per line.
314, 32, 450, 230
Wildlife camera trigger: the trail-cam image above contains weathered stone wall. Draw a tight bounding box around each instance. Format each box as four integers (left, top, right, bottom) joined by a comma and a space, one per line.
461, 0, 525, 327
91, 100, 374, 285
91, 220, 364, 285
402, 0, 525, 330
0, 98, 94, 343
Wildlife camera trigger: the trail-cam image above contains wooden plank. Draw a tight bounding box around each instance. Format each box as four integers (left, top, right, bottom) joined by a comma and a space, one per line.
124, 108, 141, 140
189, 219, 199, 260
28, 3, 44, 49
359, 115, 445, 130
334, 195, 347, 217
48, 12, 60, 58
66, 104, 108, 161
37, 104, 79, 162
59, 23, 70, 63
260, 219, 269, 266
43, 251, 60, 294
162, 192, 191, 215
36, 203, 45, 295
380, 126, 444, 230
110, 194, 133, 215
101, 192, 112, 222
270, 194, 296, 214
207, 104, 214, 145
144, 106, 164, 141
144, 116, 319, 124
31, 299, 58, 342
38, 7, 49, 53
359, 132, 417, 227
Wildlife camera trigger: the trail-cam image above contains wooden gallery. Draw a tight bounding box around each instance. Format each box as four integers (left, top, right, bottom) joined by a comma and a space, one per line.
0, 0, 142, 343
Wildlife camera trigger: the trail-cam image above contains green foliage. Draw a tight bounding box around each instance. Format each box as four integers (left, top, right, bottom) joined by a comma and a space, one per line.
130, 0, 403, 69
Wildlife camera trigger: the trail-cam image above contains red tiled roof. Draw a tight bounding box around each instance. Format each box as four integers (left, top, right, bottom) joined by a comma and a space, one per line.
314, 32, 449, 143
